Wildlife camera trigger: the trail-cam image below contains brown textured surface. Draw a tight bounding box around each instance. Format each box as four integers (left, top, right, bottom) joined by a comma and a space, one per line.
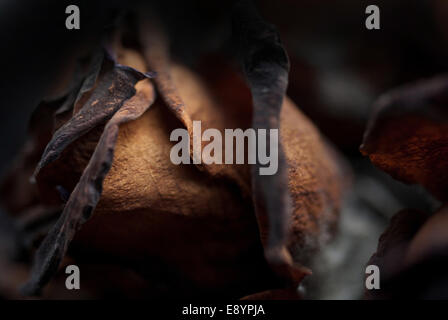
67, 60, 346, 295
11, 15, 347, 296
360, 76, 448, 201
281, 97, 346, 260
33, 52, 149, 181
199, 57, 347, 261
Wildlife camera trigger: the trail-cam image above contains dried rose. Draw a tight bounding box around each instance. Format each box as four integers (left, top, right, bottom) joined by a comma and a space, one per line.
3, 3, 347, 298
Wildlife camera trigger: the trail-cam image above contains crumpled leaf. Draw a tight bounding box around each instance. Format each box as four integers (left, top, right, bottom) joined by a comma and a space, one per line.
69, 65, 275, 297
22, 53, 155, 295
360, 76, 448, 201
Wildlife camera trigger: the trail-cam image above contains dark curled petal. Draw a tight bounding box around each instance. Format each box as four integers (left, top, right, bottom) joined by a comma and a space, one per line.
138, 19, 199, 164
232, 1, 307, 283
21, 79, 156, 296
360, 75, 448, 201
32, 53, 151, 181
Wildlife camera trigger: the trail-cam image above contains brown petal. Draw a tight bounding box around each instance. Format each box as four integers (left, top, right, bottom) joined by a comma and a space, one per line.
281, 98, 347, 261
139, 19, 204, 177
360, 76, 448, 201
72, 99, 274, 297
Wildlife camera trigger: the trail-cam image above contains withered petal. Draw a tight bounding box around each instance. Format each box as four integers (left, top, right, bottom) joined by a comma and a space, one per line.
70, 49, 104, 115
232, 1, 306, 284
361, 75, 448, 201
32, 52, 151, 181
139, 23, 255, 201
139, 19, 201, 168
365, 208, 428, 299
21, 79, 156, 296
